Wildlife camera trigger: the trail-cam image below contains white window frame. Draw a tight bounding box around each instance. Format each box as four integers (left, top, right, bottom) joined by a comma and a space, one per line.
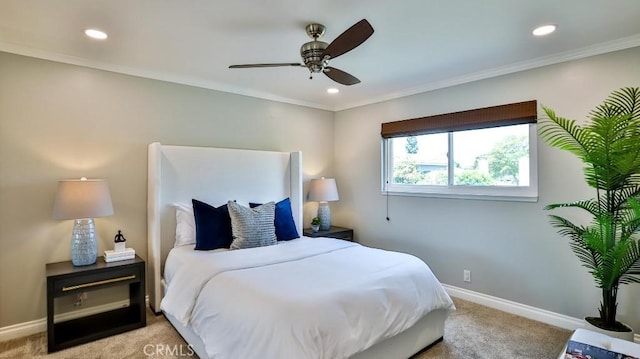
381, 124, 538, 202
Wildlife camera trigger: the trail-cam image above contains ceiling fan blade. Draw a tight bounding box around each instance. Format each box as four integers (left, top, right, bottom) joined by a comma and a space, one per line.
324, 66, 361, 86
229, 63, 303, 68
323, 19, 374, 59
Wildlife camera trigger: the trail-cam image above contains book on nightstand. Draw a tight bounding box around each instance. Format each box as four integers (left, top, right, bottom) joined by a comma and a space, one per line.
104, 248, 136, 262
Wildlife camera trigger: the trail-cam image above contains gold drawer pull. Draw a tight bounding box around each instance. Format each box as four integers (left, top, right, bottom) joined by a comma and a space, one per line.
62, 275, 136, 292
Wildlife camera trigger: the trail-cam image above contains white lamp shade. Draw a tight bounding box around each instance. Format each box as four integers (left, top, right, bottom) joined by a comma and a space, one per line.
52, 179, 114, 220
308, 178, 339, 202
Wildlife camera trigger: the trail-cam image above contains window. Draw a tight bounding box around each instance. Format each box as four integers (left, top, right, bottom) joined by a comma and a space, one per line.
381, 101, 538, 201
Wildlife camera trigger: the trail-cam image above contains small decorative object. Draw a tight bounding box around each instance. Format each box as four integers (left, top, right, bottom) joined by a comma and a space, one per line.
106, 229, 134, 262
311, 217, 321, 233
52, 178, 114, 266
308, 177, 339, 231
114, 230, 126, 252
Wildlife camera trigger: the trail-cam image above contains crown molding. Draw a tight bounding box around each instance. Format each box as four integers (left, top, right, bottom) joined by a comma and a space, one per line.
333, 34, 640, 111
0, 40, 333, 111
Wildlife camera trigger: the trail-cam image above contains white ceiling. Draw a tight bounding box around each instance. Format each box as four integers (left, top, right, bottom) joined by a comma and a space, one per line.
1, 0, 640, 111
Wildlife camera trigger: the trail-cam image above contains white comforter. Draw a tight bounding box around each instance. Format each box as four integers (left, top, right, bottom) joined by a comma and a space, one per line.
161, 237, 454, 359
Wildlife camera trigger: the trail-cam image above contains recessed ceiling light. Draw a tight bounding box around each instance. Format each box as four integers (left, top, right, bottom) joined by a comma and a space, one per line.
84, 29, 108, 40
532, 24, 557, 37
327, 88, 339, 94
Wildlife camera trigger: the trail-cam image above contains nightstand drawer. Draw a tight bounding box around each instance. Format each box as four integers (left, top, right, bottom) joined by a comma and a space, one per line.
52, 266, 141, 296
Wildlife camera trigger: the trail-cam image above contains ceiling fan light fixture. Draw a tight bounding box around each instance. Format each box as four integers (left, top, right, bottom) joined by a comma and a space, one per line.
327, 88, 339, 94
85, 29, 108, 40
229, 19, 373, 86
532, 24, 557, 36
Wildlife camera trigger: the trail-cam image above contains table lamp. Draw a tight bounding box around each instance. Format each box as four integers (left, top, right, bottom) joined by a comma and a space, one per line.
52, 178, 114, 266
308, 177, 339, 231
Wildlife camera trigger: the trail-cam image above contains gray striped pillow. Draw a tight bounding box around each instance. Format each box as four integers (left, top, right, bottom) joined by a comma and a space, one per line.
228, 201, 277, 250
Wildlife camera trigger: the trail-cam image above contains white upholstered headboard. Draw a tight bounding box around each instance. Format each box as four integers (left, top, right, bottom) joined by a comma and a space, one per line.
147, 143, 303, 313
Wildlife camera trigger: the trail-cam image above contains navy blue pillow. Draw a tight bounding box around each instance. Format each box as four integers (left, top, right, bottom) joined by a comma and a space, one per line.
249, 198, 299, 241
192, 199, 233, 250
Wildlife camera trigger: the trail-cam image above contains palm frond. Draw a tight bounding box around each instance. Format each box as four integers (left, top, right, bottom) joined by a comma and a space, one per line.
613, 186, 640, 212
548, 215, 600, 273
618, 239, 640, 284
621, 198, 640, 235
545, 199, 600, 217
569, 239, 600, 273
539, 106, 589, 159
547, 215, 584, 239
590, 87, 640, 121
599, 240, 633, 289
619, 252, 640, 284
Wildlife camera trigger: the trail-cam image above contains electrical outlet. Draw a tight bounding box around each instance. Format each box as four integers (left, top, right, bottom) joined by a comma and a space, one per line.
463, 270, 471, 282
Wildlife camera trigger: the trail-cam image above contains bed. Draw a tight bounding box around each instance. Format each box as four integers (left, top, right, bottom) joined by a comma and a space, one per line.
147, 143, 454, 359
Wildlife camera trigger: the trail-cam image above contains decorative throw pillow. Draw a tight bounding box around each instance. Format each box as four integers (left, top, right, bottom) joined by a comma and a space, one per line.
249, 198, 299, 241
228, 201, 277, 250
192, 199, 233, 250
174, 203, 196, 247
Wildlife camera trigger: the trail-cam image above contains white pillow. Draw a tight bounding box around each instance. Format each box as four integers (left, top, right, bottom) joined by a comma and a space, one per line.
174, 203, 196, 247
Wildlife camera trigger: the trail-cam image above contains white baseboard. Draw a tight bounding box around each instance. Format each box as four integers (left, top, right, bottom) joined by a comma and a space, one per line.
443, 284, 640, 343
0, 296, 149, 343
0, 318, 45, 342
443, 284, 584, 330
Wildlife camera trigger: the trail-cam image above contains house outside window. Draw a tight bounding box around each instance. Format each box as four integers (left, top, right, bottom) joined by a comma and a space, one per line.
381, 101, 538, 201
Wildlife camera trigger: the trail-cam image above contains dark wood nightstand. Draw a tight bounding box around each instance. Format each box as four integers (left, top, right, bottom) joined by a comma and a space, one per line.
46, 255, 146, 353
303, 226, 354, 241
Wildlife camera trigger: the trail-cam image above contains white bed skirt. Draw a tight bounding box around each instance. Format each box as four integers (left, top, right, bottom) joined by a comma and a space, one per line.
351, 308, 447, 359
163, 308, 448, 359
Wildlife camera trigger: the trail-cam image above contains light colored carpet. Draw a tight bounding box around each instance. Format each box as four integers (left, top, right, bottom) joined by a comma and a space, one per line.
0, 297, 571, 358
414, 298, 570, 358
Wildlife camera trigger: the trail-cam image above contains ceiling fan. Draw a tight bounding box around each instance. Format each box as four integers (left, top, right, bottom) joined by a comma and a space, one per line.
229, 19, 374, 86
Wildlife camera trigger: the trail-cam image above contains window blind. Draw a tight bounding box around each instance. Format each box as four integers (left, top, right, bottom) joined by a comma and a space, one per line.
381, 100, 537, 138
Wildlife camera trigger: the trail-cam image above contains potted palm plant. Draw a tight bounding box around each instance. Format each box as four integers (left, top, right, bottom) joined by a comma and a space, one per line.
311, 217, 321, 233
539, 87, 640, 339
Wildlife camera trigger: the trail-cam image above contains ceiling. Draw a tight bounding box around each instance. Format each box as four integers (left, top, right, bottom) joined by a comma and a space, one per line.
1, 0, 640, 111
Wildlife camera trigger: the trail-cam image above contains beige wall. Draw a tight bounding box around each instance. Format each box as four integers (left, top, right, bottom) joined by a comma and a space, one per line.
333, 46, 640, 330
0, 52, 334, 327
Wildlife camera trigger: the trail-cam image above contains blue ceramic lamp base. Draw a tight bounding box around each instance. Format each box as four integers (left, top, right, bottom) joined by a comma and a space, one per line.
71, 218, 98, 266
317, 202, 331, 231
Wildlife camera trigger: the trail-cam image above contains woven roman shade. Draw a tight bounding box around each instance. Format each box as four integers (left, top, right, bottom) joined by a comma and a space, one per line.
381, 100, 537, 138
